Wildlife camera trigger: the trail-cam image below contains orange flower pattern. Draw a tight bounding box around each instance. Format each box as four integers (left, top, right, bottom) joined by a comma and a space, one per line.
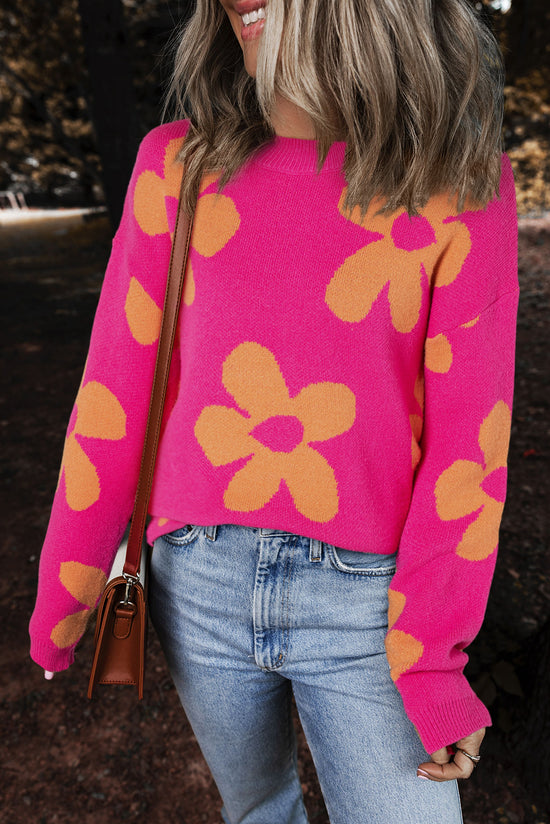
124, 276, 162, 345
127, 140, 240, 345
326, 190, 472, 333
59, 381, 126, 511
385, 589, 424, 682
424, 333, 453, 374
435, 401, 511, 560
50, 561, 107, 648
194, 342, 356, 522
133, 137, 185, 236
424, 315, 481, 375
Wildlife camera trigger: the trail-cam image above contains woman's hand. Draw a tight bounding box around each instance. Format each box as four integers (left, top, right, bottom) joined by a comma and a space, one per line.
417, 728, 485, 781
44, 670, 55, 680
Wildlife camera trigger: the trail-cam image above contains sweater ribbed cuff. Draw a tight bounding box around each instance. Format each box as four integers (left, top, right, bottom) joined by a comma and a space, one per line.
406, 692, 492, 755
29, 637, 75, 673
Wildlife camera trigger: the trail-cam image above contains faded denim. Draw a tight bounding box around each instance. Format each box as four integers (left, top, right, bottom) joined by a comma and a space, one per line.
149, 523, 463, 824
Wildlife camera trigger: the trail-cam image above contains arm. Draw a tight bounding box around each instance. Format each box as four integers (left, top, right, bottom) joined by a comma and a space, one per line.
29, 121, 190, 674
386, 156, 519, 756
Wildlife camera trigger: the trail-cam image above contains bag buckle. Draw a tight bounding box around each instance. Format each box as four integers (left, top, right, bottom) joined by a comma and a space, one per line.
121, 572, 139, 606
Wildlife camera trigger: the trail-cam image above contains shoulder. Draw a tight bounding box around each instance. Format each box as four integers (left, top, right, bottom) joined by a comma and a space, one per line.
134, 119, 192, 168
448, 152, 517, 238
474, 152, 517, 241
499, 152, 515, 186
497, 152, 517, 215
139, 119, 191, 149
458, 153, 516, 220
457, 153, 518, 295
113, 120, 192, 243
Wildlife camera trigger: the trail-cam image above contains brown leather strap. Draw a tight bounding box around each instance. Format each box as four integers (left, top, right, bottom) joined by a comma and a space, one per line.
123, 169, 195, 579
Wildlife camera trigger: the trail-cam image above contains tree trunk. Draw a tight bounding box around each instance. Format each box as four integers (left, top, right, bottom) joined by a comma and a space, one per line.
77, 0, 141, 229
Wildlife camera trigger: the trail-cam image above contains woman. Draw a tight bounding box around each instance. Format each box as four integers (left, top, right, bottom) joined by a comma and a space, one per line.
30, 1, 519, 821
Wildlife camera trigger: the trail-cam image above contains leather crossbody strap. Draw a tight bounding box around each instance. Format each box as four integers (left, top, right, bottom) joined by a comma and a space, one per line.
123, 170, 195, 579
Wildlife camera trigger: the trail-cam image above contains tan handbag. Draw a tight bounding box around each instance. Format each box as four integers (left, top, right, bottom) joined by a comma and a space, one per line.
88, 170, 196, 699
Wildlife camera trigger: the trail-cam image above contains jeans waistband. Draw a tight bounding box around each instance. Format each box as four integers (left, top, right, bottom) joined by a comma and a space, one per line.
203, 525, 324, 562
258, 527, 323, 561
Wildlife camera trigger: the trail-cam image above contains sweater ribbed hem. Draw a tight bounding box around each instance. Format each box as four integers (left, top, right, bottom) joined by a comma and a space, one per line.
407, 694, 492, 755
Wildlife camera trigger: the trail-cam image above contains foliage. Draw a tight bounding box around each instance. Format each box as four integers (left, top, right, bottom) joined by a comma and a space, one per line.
0, 0, 548, 212
0, 0, 188, 205
0, 0, 97, 202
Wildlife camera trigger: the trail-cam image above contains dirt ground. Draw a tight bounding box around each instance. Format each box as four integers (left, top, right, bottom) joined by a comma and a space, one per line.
0, 179, 549, 823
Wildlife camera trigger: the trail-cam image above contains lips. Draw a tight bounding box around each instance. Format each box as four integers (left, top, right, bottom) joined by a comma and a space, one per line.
240, 16, 265, 41
236, 0, 266, 42
234, 0, 267, 15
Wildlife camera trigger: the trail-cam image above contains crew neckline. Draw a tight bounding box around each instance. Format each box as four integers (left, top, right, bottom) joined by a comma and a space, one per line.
251, 134, 347, 174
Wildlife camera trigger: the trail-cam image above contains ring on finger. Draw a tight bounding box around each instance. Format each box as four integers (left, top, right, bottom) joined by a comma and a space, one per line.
455, 747, 481, 766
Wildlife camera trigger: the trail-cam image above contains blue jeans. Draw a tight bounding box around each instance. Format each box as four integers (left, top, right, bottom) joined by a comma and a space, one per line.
149, 524, 462, 824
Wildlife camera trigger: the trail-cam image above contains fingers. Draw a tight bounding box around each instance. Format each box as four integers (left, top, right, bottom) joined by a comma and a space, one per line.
44, 670, 55, 680
418, 751, 475, 782
417, 727, 485, 782
428, 746, 452, 766
417, 745, 458, 782
457, 728, 485, 755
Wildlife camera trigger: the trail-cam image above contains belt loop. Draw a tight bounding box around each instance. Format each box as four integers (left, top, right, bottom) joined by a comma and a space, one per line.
309, 538, 322, 563
205, 525, 218, 541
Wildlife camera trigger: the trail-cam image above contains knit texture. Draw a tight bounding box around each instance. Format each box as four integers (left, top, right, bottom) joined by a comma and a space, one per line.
29, 120, 519, 754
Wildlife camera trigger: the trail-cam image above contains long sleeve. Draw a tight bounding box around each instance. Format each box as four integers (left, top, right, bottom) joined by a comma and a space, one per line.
385, 155, 519, 753
29, 121, 189, 671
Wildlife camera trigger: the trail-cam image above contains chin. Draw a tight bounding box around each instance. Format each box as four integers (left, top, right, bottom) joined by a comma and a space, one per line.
242, 52, 258, 77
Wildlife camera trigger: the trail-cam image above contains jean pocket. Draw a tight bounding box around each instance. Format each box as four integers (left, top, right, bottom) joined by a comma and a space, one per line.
160, 524, 203, 547
327, 545, 397, 576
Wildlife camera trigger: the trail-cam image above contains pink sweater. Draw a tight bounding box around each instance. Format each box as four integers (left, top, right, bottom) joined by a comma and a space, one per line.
29, 120, 519, 753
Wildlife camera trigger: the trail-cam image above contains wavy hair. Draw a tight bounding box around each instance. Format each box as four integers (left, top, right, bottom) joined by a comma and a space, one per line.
165, 0, 505, 217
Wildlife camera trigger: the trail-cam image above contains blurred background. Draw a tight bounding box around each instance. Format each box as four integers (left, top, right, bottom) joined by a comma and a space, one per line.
1, 1, 549, 822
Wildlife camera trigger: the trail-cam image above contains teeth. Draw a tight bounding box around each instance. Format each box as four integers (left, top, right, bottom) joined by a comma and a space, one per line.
241, 7, 265, 26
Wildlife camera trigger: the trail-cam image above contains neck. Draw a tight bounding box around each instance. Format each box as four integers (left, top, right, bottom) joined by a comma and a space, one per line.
271, 93, 316, 139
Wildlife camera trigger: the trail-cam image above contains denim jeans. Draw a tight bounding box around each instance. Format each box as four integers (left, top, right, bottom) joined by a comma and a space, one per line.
149, 524, 463, 824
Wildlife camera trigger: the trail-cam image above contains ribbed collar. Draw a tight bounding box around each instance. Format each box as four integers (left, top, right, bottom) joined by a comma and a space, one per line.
251, 135, 347, 174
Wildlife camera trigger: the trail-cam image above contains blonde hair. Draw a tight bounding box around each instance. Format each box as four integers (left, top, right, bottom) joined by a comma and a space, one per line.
165, 0, 505, 217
